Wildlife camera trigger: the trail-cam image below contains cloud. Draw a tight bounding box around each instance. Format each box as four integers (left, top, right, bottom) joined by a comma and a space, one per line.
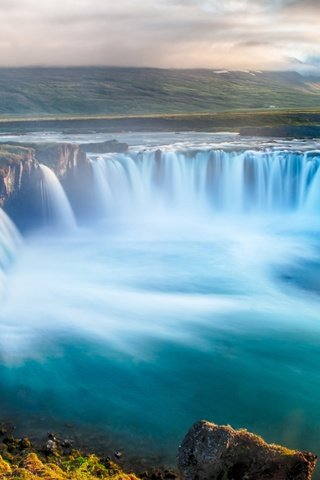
288, 55, 320, 75
281, 0, 320, 8
306, 55, 320, 66
0, 0, 318, 69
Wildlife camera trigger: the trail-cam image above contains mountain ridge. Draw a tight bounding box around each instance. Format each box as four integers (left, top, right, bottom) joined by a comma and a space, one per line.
0, 67, 319, 117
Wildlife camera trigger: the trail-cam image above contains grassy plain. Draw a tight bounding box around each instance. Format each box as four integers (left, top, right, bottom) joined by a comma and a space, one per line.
0, 68, 319, 135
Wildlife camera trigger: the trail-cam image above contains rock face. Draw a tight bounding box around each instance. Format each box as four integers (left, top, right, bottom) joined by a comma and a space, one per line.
0, 145, 44, 230
0, 139, 129, 229
33, 140, 128, 176
25, 139, 129, 222
0, 145, 38, 208
178, 421, 317, 480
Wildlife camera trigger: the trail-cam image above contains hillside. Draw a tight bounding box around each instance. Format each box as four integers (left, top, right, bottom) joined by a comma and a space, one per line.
0, 67, 320, 118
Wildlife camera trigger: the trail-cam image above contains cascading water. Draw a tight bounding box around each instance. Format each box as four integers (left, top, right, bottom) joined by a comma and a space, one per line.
39, 164, 77, 230
0, 208, 21, 295
1, 136, 320, 468
90, 149, 320, 217
305, 162, 320, 213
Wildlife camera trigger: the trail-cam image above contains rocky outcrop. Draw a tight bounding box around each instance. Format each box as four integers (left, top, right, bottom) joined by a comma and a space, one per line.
58, 140, 127, 220
29, 140, 128, 176
0, 146, 38, 208
78, 140, 128, 155
33, 143, 80, 178
0, 426, 140, 480
0, 146, 44, 230
178, 421, 317, 480
0, 140, 129, 229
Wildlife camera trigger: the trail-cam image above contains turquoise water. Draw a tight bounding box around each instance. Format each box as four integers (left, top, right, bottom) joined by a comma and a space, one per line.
0, 212, 319, 464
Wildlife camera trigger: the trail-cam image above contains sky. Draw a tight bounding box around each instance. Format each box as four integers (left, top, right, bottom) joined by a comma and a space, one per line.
0, 0, 319, 71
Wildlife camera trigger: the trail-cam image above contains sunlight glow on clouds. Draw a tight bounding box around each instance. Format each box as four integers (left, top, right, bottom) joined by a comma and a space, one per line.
0, 0, 319, 70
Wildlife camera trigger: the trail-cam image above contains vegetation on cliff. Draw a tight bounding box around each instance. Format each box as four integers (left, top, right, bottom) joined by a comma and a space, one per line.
0, 145, 33, 172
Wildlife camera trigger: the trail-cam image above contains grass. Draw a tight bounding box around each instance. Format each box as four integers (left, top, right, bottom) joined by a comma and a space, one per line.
0, 67, 319, 135
0, 109, 319, 136
0, 67, 319, 118
0, 426, 177, 480
0, 67, 320, 136
0, 432, 140, 480
0, 453, 139, 479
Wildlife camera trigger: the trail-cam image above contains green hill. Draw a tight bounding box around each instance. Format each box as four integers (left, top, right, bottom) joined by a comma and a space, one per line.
0, 67, 320, 118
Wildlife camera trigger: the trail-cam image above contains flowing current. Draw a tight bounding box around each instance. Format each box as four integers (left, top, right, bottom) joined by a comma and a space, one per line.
90, 149, 320, 216
39, 164, 77, 230
0, 209, 21, 292
0, 137, 319, 471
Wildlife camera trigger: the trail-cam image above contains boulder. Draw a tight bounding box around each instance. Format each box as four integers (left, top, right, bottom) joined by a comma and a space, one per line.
178, 421, 317, 480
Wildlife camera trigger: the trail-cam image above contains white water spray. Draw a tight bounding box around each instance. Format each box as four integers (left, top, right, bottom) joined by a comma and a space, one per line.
39, 164, 77, 230
90, 149, 320, 217
0, 208, 21, 294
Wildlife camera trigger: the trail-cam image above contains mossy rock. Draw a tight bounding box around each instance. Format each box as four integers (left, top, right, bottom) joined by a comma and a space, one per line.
0, 455, 12, 475
178, 421, 317, 480
0, 448, 140, 479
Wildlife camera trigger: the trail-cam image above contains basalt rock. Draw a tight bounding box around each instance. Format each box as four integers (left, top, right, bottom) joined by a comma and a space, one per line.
28, 139, 128, 220
0, 145, 37, 208
0, 145, 44, 230
78, 140, 128, 155
19, 140, 128, 177
178, 421, 317, 480
0, 139, 128, 227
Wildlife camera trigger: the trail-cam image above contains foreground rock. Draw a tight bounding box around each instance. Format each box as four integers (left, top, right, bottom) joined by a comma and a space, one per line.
0, 428, 139, 480
0, 425, 178, 480
178, 421, 317, 480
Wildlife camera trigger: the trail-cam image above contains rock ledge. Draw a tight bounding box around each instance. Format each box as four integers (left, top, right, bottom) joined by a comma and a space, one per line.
178, 421, 317, 480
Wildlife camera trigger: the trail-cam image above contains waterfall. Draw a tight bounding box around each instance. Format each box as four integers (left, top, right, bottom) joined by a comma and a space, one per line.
305, 162, 320, 213
39, 164, 77, 230
90, 149, 320, 217
0, 208, 21, 293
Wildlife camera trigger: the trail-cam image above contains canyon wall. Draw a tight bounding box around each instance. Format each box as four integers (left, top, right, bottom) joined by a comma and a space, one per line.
0, 140, 128, 230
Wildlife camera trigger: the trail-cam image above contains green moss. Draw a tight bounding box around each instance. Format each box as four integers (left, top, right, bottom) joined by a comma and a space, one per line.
269, 444, 296, 456
0, 446, 140, 480
0, 455, 11, 475
236, 428, 296, 456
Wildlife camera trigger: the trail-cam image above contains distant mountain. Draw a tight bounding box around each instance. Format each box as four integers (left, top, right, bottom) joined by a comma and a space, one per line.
0, 67, 319, 117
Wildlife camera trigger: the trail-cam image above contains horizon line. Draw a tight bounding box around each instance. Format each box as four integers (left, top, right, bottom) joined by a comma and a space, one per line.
0, 65, 312, 74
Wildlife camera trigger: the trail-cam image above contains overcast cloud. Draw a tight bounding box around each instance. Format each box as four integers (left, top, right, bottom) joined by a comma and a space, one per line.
0, 0, 319, 70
